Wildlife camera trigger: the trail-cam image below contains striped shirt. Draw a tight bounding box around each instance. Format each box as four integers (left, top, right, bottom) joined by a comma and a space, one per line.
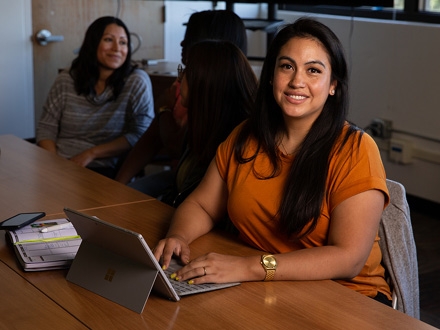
36, 69, 154, 168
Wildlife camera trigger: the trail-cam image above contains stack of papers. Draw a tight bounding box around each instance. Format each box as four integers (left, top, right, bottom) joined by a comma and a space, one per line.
7, 218, 81, 271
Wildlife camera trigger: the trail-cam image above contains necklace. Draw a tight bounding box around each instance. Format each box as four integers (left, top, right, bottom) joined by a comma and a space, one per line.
280, 140, 294, 156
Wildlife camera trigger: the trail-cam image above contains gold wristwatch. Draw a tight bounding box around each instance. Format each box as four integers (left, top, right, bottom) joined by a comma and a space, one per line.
260, 254, 277, 281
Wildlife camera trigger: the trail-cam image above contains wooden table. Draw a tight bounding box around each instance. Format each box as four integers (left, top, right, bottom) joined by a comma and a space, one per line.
0, 261, 87, 329
0, 135, 436, 329
0, 135, 153, 217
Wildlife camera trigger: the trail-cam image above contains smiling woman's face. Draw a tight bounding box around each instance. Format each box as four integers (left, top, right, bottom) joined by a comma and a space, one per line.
96, 23, 128, 71
272, 36, 337, 128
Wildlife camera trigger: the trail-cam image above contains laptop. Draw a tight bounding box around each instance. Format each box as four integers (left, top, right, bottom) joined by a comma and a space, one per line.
64, 208, 240, 313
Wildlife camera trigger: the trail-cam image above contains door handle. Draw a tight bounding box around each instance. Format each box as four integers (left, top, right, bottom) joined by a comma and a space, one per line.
35, 29, 64, 46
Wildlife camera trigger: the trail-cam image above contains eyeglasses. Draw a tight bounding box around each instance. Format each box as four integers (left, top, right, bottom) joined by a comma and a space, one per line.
177, 64, 185, 82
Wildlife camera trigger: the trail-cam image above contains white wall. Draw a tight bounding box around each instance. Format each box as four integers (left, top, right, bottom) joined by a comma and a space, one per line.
0, 0, 34, 139
164, 3, 440, 204
164, 1, 214, 62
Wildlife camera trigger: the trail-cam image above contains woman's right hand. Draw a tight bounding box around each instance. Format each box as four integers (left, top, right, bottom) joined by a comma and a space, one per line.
153, 234, 191, 270
70, 149, 95, 167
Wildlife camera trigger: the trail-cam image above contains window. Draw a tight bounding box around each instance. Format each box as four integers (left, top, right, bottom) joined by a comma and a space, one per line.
424, 0, 440, 12
280, 0, 440, 23
394, 0, 404, 9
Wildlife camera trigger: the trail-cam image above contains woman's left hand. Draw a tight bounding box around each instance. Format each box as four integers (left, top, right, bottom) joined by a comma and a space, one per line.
171, 253, 261, 285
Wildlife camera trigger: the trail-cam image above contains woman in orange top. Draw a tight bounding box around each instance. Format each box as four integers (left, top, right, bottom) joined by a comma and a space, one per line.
153, 17, 392, 305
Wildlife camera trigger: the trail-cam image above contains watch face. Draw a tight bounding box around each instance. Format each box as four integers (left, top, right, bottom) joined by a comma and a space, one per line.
263, 256, 277, 269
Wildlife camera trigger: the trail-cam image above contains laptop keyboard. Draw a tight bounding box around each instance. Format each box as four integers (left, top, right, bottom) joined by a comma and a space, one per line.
163, 259, 240, 296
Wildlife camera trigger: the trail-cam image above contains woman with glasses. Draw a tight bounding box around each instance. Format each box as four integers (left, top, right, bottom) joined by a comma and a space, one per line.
115, 10, 248, 194
158, 40, 257, 207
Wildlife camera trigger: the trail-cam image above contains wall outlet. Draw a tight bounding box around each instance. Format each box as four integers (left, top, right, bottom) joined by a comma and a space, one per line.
369, 118, 393, 139
389, 139, 412, 164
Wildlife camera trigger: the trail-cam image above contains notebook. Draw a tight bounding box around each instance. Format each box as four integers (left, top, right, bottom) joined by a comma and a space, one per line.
7, 218, 81, 271
64, 208, 240, 313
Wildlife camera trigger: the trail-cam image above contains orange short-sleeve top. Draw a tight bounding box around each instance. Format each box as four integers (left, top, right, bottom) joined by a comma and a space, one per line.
216, 122, 391, 299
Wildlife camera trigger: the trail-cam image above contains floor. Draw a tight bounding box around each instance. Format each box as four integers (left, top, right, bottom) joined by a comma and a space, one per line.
408, 195, 440, 328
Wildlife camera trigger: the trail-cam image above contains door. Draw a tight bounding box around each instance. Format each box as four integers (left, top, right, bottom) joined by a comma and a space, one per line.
31, 0, 164, 131
0, 0, 34, 139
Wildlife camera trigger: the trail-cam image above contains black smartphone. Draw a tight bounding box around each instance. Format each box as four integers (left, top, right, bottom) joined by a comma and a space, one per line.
0, 212, 46, 231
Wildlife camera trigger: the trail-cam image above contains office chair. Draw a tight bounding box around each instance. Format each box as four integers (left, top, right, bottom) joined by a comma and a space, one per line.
378, 179, 420, 319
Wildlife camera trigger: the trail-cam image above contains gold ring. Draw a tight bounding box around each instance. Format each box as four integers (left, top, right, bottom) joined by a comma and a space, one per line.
203, 267, 207, 276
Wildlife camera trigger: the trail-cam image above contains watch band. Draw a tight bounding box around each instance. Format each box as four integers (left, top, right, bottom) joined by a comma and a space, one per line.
264, 268, 276, 281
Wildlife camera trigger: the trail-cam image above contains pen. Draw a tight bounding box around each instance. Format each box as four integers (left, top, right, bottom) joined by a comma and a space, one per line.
40, 222, 72, 233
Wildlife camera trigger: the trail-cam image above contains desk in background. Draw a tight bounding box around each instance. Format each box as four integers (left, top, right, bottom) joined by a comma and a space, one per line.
143, 61, 179, 106
0, 135, 435, 329
143, 60, 262, 105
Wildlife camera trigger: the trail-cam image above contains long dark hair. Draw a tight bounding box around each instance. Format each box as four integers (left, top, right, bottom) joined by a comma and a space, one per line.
69, 16, 134, 99
235, 17, 362, 237
185, 40, 257, 167
181, 10, 247, 64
